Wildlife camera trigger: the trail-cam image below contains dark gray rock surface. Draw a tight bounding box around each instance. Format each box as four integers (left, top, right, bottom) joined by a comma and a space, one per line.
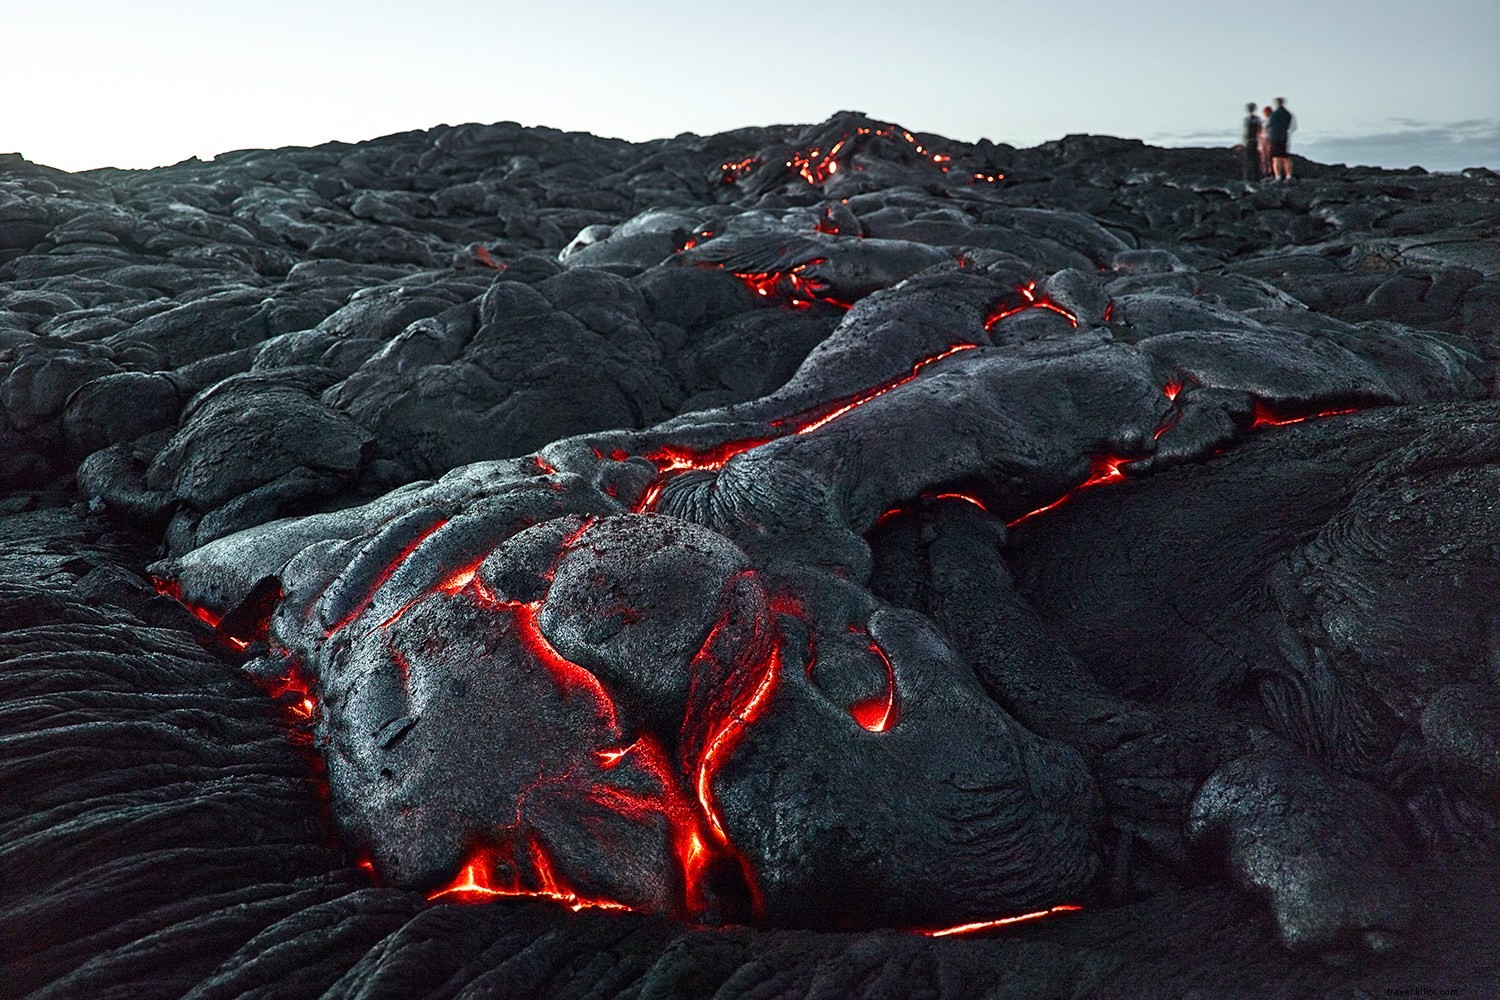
2, 112, 1497, 997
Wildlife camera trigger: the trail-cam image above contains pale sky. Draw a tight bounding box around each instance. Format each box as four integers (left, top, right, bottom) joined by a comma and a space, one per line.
5, 0, 1498, 173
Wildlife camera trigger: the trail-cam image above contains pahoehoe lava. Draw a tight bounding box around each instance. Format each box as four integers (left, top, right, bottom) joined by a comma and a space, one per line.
3, 111, 1499, 997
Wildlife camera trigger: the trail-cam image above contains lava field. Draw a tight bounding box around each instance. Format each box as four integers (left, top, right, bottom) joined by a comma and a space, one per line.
2, 112, 1499, 997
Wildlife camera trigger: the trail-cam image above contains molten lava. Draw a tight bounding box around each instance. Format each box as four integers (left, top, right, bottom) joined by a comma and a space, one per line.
847, 632, 899, 733
722, 258, 853, 311
720, 157, 756, 184
428, 838, 633, 913
1250, 401, 1361, 428
918, 904, 1083, 937
984, 282, 1079, 331
150, 575, 222, 628
473, 246, 507, 271
778, 344, 980, 437
1006, 455, 1135, 529
326, 518, 449, 637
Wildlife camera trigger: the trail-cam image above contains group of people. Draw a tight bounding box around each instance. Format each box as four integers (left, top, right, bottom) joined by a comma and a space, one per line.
1241, 98, 1295, 182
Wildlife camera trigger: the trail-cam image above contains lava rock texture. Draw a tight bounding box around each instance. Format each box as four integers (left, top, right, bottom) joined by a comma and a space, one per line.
3, 112, 1499, 997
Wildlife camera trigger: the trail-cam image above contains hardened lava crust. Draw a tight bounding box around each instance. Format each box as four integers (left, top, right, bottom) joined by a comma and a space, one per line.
2, 113, 1499, 998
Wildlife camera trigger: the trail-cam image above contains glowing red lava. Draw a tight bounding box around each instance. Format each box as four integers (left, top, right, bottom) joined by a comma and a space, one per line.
428, 838, 633, 912
778, 344, 980, 437
984, 282, 1079, 330
735, 124, 959, 191
624, 346, 982, 513
473, 246, 507, 271
325, 518, 449, 637
150, 575, 222, 628
1006, 455, 1135, 529
1250, 401, 1360, 428
918, 903, 1083, 937
847, 631, 899, 733
720, 157, 756, 184
875, 491, 989, 526
723, 258, 854, 311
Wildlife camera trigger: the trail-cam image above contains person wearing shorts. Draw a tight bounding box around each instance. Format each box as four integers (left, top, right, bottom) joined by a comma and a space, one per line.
1267, 98, 1295, 181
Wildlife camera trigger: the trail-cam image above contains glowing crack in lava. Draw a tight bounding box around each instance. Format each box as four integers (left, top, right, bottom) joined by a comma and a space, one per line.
918, 904, 1084, 937
427, 837, 633, 912
724, 258, 854, 311
1006, 455, 1138, 529
875, 491, 990, 526
777, 344, 979, 437
984, 282, 1079, 330
720, 156, 756, 184
361, 531, 792, 921
788, 142, 845, 185
846, 629, 899, 732
749, 124, 956, 189
626, 344, 981, 513
1250, 400, 1361, 428
472, 246, 507, 271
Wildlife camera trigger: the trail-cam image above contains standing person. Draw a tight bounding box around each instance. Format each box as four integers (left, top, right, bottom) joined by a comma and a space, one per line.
1267, 97, 1295, 181
1241, 102, 1262, 182
1259, 106, 1274, 177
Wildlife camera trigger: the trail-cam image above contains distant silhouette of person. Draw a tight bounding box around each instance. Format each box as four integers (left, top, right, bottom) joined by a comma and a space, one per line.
1259, 106, 1273, 177
1267, 98, 1295, 181
1241, 103, 1262, 181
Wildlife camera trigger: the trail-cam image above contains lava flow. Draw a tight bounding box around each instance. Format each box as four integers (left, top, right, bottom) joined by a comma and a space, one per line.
625, 345, 982, 512
720, 156, 756, 184
1250, 400, 1361, 428
1006, 455, 1135, 529
428, 837, 633, 912
723, 258, 853, 311
874, 490, 989, 526
847, 628, 899, 733
411, 543, 780, 920
918, 904, 1083, 938
984, 282, 1079, 330
777, 343, 980, 437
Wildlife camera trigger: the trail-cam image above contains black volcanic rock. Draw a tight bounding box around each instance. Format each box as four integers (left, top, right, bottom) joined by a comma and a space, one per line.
3, 114, 1499, 997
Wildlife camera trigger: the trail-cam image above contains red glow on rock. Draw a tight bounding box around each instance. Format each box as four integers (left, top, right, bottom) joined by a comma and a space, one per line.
695, 640, 782, 849
724, 258, 853, 311
786, 138, 848, 185
918, 903, 1083, 937
1007, 455, 1135, 528
589, 733, 722, 915
150, 575, 222, 628
848, 637, 899, 732
874, 490, 990, 527
473, 246, 507, 271
642, 438, 772, 475
720, 157, 756, 183
1163, 380, 1182, 402
253, 659, 321, 728
623, 438, 772, 514
533, 454, 556, 474
984, 282, 1079, 331
327, 518, 449, 636
972, 172, 1004, 184
1103, 300, 1115, 323
1250, 401, 1361, 428
782, 343, 979, 437
428, 839, 633, 913
928, 491, 988, 513
500, 598, 621, 732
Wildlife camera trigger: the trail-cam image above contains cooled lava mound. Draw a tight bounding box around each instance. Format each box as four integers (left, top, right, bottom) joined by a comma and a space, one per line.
3, 112, 1499, 997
